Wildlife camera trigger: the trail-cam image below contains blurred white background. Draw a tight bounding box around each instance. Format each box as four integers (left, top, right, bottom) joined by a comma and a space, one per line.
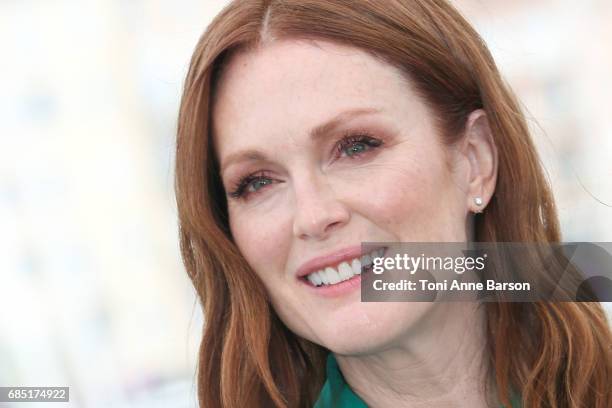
1, 1, 610, 407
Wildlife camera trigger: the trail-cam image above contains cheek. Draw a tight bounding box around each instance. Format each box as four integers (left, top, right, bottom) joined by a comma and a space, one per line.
230, 210, 313, 337
229, 207, 292, 280
354, 152, 464, 240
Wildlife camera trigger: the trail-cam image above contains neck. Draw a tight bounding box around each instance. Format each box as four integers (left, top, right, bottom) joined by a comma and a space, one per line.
335, 303, 494, 408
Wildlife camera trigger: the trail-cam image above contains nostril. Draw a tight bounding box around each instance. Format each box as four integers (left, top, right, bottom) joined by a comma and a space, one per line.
325, 220, 343, 233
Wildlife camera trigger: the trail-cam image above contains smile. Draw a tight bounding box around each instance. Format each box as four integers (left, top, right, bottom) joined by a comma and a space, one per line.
304, 248, 384, 287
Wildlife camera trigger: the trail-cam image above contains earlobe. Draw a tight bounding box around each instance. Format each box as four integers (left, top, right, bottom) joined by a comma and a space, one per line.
462, 109, 498, 213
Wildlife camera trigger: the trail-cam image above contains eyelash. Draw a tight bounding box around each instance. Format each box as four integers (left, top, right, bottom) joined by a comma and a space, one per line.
228, 132, 383, 199
334, 132, 383, 159
228, 171, 273, 199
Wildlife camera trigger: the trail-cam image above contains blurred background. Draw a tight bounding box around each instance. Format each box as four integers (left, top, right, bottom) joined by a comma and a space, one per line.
1, 0, 610, 407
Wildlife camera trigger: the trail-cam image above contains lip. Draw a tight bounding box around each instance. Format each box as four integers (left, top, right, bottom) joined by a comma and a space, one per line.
304, 273, 363, 297
296, 246, 364, 279
296, 245, 384, 279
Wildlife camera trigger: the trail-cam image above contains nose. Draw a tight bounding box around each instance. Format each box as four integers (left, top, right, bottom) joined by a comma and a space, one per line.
292, 174, 350, 241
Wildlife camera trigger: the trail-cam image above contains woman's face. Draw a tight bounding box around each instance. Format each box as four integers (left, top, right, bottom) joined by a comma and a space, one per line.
213, 40, 474, 354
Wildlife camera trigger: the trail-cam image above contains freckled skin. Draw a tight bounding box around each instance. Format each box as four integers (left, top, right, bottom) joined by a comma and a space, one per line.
212, 40, 471, 354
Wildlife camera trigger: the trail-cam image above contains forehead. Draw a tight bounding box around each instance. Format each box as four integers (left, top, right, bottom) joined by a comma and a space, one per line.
211, 39, 420, 158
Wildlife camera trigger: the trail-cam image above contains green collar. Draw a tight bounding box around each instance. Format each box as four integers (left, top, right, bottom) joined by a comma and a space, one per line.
314, 353, 368, 408
314, 353, 521, 408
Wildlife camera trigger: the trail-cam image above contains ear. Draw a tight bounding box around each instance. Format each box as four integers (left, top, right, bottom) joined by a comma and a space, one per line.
459, 110, 498, 213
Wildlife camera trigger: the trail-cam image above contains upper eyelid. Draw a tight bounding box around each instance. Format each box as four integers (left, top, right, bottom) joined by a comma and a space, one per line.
226, 171, 273, 197
334, 132, 383, 155
338, 133, 380, 145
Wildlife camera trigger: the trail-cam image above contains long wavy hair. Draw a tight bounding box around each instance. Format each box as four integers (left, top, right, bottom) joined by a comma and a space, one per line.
174, 1, 612, 407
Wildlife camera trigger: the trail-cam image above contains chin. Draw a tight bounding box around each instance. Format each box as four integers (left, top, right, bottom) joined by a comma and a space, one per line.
312, 302, 434, 355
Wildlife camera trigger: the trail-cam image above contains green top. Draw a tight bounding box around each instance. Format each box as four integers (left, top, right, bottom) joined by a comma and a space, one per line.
314, 353, 521, 408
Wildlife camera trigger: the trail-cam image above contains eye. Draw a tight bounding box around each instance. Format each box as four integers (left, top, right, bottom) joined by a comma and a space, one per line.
247, 177, 273, 193
344, 141, 368, 157
335, 133, 383, 159
228, 172, 276, 199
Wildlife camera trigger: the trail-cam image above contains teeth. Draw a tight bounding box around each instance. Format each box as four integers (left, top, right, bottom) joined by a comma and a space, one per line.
361, 254, 372, 267
305, 248, 384, 287
351, 258, 361, 275
319, 269, 330, 285
338, 262, 352, 281
307, 272, 322, 286
325, 267, 340, 284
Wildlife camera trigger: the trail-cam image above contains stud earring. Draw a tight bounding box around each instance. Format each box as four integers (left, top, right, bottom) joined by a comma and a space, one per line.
473, 197, 484, 213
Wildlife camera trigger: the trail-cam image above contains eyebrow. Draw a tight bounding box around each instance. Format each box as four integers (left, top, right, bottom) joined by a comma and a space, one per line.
219, 107, 382, 174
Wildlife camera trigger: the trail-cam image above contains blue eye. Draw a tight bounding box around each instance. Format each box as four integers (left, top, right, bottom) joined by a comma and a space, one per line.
247, 177, 272, 193
336, 134, 383, 158
344, 141, 369, 156
229, 173, 275, 199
